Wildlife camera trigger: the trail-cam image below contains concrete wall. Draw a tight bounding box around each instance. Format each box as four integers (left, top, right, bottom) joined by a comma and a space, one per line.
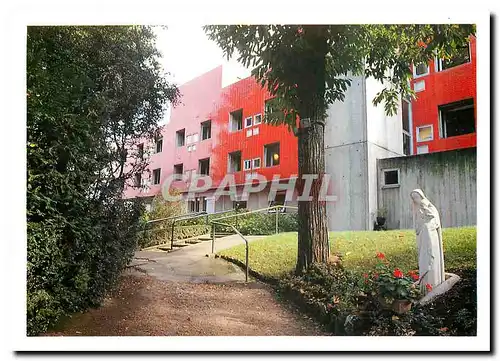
324, 75, 404, 231
377, 147, 476, 229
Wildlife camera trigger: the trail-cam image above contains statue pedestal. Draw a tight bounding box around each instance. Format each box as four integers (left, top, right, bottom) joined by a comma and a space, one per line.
417, 272, 461, 306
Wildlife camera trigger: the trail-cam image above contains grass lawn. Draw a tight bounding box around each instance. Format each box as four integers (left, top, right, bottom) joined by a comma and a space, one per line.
218, 227, 477, 279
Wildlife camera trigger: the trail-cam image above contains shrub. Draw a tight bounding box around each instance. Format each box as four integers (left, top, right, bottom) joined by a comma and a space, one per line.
236, 211, 298, 235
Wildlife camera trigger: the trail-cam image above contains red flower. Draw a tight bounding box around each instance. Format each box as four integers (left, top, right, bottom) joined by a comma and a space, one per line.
425, 283, 433, 291
297, 27, 304, 35
373, 273, 379, 280
363, 273, 369, 278
393, 268, 403, 278
376, 252, 385, 260
411, 274, 419, 281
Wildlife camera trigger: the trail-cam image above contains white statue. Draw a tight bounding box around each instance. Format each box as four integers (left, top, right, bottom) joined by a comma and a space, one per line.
410, 189, 445, 295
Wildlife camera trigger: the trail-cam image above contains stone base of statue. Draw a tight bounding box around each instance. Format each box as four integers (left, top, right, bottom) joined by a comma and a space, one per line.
417, 273, 461, 306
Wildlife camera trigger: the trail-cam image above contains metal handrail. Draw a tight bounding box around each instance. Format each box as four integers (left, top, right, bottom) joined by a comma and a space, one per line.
209, 205, 299, 283
211, 220, 250, 282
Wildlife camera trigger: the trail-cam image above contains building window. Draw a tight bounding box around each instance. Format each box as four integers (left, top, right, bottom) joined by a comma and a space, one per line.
264, 142, 280, 167
246, 129, 253, 137
413, 63, 429, 78
152, 168, 161, 185
417, 145, 429, 154
233, 201, 247, 210
173, 163, 183, 180
176, 129, 185, 147
253, 127, 259, 136
244, 159, 252, 171
137, 143, 144, 160
186, 134, 193, 144
201, 120, 211, 140
402, 99, 411, 156
188, 200, 196, 213
253, 158, 261, 169
193, 133, 199, 143
269, 192, 286, 212
201, 197, 207, 212
439, 98, 475, 138
134, 173, 141, 187
382, 169, 400, 187
245, 116, 253, 128
416, 125, 433, 142
155, 137, 163, 153
229, 109, 243, 132
228, 151, 242, 173
198, 158, 210, 176
437, 43, 471, 71
254, 114, 262, 125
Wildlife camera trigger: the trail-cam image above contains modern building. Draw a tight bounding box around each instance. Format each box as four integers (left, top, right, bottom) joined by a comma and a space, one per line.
123, 35, 476, 231
407, 35, 477, 155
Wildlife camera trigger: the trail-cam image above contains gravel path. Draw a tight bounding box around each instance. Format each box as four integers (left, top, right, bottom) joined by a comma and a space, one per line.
46, 269, 327, 336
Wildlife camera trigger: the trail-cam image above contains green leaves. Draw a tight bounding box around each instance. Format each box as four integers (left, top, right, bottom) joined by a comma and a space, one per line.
205, 24, 475, 122
27, 26, 178, 335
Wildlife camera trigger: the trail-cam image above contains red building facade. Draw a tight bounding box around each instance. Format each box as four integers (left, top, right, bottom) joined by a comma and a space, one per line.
123, 65, 298, 211
409, 35, 476, 155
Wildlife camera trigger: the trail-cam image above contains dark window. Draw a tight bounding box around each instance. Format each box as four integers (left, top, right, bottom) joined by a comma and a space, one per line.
228, 151, 242, 173
174, 163, 184, 180
188, 200, 196, 213
414, 63, 429, 76
198, 158, 210, 176
134, 173, 141, 187
439, 98, 475, 138
245, 116, 253, 128
176, 129, 185, 147
264, 142, 280, 167
269, 192, 286, 213
402, 99, 411, 156
233, 201, 247, 210
137, 143, 144, 160
402, 100, 410, 133
201, 120, 212, 140
403, 134, 411, 156
200, 197, 207, 212
229, 109, 243, 132
155, 137, 163, 153
153, 168, 161, 185
383, 170, 399, 186
439, 43, 470, 71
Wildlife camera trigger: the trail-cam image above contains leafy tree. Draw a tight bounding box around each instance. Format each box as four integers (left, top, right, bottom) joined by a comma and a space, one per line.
204, 24, 475, 273
27, 26, 179, 334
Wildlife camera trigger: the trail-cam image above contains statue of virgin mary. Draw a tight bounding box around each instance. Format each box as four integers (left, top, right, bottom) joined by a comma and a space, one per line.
410, 189, 445, 295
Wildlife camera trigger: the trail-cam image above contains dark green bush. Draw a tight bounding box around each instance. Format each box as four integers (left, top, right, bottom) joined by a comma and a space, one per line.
27, 26, 178, 335
277, 262, 477, 336
236, 211, 298, 235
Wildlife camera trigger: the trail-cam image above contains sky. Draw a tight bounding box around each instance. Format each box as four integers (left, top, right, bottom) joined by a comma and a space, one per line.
154, 25, 251, 124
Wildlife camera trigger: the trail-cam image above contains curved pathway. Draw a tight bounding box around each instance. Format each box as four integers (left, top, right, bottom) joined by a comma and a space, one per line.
46, 235, 327, 336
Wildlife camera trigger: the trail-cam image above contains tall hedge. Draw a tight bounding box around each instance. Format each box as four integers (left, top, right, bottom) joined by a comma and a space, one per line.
27, 26, 179, 335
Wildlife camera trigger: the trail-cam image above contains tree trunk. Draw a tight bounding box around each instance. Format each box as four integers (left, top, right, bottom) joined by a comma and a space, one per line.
295, 119, 330, 274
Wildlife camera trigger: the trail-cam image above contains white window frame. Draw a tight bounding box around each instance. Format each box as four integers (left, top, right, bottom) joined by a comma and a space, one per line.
244, 116, 253, 128
152, 168, 161, 185
381, 168, 400, 189
438, 99, 475, 139
193, 133, 199, 143
253, 158, 261, 169
246, 129, 253, 137
417, 145, 429, 154
254, 113, 262, 125
243, 159, 252, 171
412, 63, 430, 78
186, 134, 193, 144
229, 109, 243, 132
252, 127, 259, 136
416, 124, 434, 143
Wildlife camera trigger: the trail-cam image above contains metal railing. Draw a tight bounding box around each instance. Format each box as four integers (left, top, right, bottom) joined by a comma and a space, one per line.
209, 205, 298, 282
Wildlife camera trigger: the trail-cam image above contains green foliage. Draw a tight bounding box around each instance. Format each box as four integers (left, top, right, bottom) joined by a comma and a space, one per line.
205, 25, 475, 125
27, 26, 179, 335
